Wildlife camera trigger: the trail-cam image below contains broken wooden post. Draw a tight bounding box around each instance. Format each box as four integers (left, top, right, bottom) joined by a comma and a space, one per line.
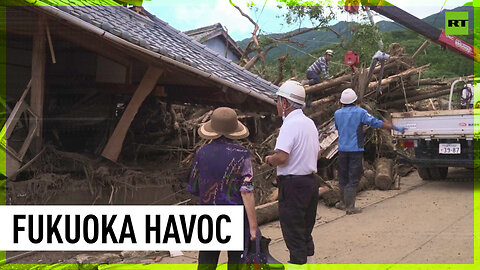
102, 66, 164, 162
355, 68, 369, 103
412, 40, 430, 60
30, 15, 47, 153
45, 19, 56, 64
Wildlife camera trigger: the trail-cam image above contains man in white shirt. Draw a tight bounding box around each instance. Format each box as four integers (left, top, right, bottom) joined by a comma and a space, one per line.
265, 80, 320, 266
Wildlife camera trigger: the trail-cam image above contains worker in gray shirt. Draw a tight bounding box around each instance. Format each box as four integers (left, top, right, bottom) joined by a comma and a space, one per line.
305, 49, 333, 86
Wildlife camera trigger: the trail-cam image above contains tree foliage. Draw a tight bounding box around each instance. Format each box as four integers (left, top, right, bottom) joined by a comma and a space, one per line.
346, 23, 383, 64
382, 29, 475, 78
262, 23, 475, 82
279, 5, 336, 27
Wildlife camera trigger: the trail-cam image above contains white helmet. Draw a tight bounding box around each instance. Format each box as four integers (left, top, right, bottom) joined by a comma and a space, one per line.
340, 88, 358, 104
325, 49, 334, 56
276, 80, 306, 106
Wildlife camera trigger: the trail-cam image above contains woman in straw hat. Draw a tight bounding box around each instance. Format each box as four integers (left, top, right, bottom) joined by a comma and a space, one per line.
188, 107, 258, 269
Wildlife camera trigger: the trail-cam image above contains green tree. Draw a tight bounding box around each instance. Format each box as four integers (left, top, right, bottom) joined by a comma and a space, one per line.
230, 0, 339, 84
346, 23, 383, 65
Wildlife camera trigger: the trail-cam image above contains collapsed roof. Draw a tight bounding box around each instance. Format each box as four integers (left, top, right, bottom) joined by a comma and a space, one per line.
16, 0, 277, 111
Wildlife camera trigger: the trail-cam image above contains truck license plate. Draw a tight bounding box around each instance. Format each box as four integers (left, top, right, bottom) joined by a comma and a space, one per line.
439, 143, 461, 154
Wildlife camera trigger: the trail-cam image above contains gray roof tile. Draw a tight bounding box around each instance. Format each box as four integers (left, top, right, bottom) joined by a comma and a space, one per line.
39, 3, 277, 102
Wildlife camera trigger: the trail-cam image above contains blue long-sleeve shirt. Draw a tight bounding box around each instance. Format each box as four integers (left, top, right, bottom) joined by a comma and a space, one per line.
334, 105, 383, 152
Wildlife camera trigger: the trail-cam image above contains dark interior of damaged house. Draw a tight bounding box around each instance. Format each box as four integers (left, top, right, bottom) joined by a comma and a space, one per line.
4, 6, 279, 206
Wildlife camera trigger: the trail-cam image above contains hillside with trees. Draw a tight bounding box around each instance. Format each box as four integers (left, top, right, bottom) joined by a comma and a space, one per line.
241, 5, 476, 83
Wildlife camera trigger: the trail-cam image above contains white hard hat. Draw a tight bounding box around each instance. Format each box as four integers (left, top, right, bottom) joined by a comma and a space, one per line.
276, 80, 306, 106
372, 50, 390, 61
340, 88, 358, 104
325, 49, 334, 56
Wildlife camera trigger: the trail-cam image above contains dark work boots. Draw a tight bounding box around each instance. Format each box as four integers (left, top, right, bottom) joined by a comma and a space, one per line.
344, 188, 362, 215
335, 186, 345, 210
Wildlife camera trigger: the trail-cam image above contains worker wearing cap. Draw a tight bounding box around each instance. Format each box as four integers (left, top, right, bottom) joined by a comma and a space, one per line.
265, 81, 320, 265
189, 107, 258, 269
334, 89, 406, 215
305, 49, 333, 86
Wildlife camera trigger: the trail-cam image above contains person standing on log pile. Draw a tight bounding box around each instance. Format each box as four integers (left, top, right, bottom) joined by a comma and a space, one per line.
188, 107, 258, 270
264, 80, 320, 266
304, 49, 333, 86
334, 88, 406, 215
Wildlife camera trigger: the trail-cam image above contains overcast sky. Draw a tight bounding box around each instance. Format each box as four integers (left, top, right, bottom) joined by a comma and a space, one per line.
143, 0, 469, 41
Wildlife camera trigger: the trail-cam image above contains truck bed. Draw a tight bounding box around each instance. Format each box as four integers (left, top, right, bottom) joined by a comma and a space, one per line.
391, 109, 476, 139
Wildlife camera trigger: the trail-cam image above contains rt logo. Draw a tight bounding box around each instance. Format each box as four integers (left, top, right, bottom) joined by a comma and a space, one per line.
445, 12, 469, 35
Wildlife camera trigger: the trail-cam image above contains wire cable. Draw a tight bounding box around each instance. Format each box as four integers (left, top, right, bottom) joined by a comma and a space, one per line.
432, 0, 448, 27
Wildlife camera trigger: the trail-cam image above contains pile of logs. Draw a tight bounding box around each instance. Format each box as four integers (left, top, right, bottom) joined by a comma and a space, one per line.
251, 42, 474, 224
304, 43, 473, 114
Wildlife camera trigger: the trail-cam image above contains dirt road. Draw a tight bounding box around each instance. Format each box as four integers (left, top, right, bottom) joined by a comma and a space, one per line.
264, 168, 474, 264
169, 167, 475, 265
5, 168, 474, 266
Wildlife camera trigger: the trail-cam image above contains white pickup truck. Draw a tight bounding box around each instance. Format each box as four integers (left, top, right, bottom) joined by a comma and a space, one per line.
391, 80, 478, 180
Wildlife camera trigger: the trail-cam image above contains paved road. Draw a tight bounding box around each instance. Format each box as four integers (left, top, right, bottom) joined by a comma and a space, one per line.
263, 168, 475, 264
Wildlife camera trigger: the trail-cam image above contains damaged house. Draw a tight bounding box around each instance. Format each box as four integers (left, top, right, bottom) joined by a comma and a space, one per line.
2, 0, 278, 204
185, 23, 243, 62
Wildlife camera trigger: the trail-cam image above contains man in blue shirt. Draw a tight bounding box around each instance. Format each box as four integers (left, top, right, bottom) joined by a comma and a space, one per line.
334, 88, 405, 215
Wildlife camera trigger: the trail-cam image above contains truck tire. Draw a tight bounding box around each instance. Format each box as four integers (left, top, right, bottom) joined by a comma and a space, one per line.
417, 167, 432, 180
429, 167, 448, 180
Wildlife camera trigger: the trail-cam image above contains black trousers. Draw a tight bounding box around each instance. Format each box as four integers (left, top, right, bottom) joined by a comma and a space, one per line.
198, 250, 243, 270
197, 211, 250, 270
306, 70, 322, 85
337, 151, 363, 190
278, 174, 319, 264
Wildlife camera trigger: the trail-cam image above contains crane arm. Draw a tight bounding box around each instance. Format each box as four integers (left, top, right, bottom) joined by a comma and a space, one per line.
345, 0, 479, 63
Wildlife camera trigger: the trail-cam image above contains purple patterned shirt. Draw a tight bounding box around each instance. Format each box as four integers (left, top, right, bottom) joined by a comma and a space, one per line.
188, 138, 254, 205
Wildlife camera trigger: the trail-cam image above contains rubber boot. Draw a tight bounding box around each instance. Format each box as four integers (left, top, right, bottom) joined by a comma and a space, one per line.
345, 188, 362, 215
334, 186, 345, 210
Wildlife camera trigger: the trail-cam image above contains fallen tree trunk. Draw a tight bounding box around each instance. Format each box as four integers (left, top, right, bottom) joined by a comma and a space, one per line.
356, 176, 370, 192
375, 158, 394, 190
305, 60, 406, 95
382, 86, 464, 108
321, 185, 341, 207
379, 85, 449, 101
304, 95, 338, 115
305, 74, 353, 95
255, 201, 278, 225
367, 64, 430, 90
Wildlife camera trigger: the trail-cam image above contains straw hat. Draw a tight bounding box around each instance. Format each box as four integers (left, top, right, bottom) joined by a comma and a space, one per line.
198, 107, 249, 140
